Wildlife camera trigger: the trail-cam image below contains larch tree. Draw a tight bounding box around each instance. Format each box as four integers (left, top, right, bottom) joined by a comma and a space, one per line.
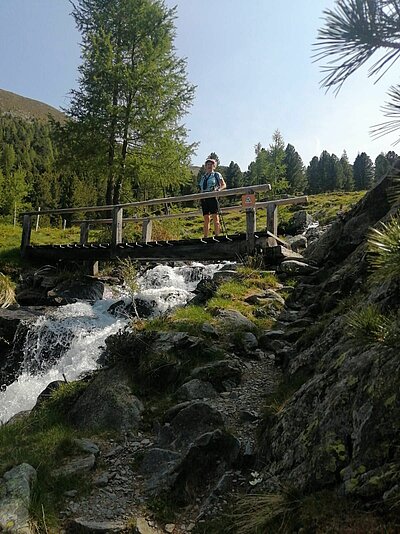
65, 0, 196, 205
266, 130, 287, 193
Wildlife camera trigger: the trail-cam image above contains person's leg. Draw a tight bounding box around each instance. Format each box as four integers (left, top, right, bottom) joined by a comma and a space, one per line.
203, 214, 211, 237
212, 213, 220, 236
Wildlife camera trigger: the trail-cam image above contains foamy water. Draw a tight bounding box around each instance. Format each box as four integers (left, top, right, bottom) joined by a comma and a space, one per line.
0, 262, 226, 423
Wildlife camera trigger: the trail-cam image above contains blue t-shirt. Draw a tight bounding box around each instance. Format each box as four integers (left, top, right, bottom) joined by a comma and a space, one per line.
199, 171, 222, 192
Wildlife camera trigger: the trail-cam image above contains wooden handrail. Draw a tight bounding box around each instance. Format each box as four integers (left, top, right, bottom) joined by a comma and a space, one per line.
72, 196, 309, 225
22, 184, 272, 216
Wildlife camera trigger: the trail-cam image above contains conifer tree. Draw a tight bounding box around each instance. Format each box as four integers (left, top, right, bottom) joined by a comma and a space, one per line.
353, 152, 374, 190
306, 156, 320, 194
225, 161, 243, 189
65, 0, 196, 205
266, 130, 287, 193
284, 144, 307, 193
374, 153, 391, 184
340, 150, 354, 191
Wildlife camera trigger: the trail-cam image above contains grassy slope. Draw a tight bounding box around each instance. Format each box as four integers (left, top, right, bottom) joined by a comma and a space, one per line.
0, 88, 65, 122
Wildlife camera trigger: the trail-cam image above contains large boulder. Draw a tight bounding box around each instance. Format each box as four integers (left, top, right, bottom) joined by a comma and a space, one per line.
0, 463, 37, 534
190, 359, 242, 391
157, 401, 224, 451
16, 271, 105, 306
285, 210, 313, 235
47, 277, 105, 304
170, 429, 241, 504
68, 367, 143, 432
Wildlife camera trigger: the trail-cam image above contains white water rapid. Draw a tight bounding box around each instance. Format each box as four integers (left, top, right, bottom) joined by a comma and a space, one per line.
0, 262, 224, 424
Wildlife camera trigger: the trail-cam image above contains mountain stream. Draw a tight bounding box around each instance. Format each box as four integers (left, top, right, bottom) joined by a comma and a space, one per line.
0, 262, 223, 424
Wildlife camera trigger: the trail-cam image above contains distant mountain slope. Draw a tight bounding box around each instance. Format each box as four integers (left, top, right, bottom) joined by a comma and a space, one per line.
0, 88, 65, 122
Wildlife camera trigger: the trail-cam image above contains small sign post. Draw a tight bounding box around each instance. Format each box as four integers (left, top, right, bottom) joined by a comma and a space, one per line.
241, 194, 256, 208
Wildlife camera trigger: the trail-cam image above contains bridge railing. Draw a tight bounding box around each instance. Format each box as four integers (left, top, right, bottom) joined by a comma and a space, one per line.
21, 184, 308, 256
75, 196, 308, 247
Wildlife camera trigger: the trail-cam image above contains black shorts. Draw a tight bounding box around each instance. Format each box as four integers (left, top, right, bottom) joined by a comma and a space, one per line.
201, 197, 219, 215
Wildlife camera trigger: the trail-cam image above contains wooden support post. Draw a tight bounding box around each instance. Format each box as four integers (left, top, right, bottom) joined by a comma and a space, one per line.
21, 214, 32, 257
83, 260, 99, 276
35, 207, 41, 231
266, 203, 278, 246
246, 208, 256, 255
111, 207, 123, 248
142, 218, 153, 243
90, 261, 99, 276
80, 222, 90, 245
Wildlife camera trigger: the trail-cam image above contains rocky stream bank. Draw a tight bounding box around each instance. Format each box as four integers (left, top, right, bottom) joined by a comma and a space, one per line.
0, 176, 400, 533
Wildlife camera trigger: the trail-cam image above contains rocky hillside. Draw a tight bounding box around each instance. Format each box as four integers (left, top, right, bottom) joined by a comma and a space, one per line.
0, 88, 65, 122
0, 172, 399, 533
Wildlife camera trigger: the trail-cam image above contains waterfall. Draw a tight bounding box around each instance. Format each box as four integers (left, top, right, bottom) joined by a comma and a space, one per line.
0, 262, 225, 424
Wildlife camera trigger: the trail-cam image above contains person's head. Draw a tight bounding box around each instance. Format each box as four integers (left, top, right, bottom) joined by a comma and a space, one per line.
205, 158, 217, 172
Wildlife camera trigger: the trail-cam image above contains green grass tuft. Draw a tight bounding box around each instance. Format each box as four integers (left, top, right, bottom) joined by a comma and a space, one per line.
368, 217, 400, 283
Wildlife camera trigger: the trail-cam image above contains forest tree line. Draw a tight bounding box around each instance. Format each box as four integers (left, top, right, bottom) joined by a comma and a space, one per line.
0, 114, 397, 223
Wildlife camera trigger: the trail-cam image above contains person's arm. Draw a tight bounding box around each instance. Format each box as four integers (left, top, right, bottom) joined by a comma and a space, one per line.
218, 174, 226, 190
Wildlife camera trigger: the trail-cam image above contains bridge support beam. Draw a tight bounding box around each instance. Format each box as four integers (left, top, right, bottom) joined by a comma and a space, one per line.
142, 218, 153, 243
246, 208, 256, 255
266, 203, 278, 246
80, 222, 90, 245
21, 214, 32, 258
112, 207, 124, 251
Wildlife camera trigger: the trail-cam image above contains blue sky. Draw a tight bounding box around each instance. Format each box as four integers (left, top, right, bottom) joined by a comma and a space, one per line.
0, 0, 398, 170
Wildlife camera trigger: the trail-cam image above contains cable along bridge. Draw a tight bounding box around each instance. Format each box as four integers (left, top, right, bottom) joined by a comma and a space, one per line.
20, 185, 308, 272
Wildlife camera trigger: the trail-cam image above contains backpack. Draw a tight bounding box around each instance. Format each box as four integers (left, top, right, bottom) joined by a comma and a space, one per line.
201, 171, 221, 192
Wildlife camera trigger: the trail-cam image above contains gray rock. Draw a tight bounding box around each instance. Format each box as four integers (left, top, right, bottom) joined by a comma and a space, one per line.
215, 309, 257, 331
158, 401, 224, 450
53, 454, 96, 478
0, 463, 37, 534
286, 235, 308, 252
238, 332, 258, 353
286, 210, 313, 234
170, 429, 240, 504
140, 448, 181, 493
212, 270, 239, 283
73, 438, 100, 456
278, 260, 318, 276
47, 277, 105, 303
68, 367, 143, 432
175, 379, 218, 401
34, 380, 65, 409
200, 322, 218, 338
190, 359, 242, 391
66, 518, 127, 533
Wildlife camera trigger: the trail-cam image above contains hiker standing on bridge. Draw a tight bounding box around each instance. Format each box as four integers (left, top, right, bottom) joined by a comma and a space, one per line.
199, 158, 226, 238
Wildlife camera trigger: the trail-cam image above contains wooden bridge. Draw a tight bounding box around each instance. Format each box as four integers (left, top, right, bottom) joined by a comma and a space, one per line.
21, 185, 308, 272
